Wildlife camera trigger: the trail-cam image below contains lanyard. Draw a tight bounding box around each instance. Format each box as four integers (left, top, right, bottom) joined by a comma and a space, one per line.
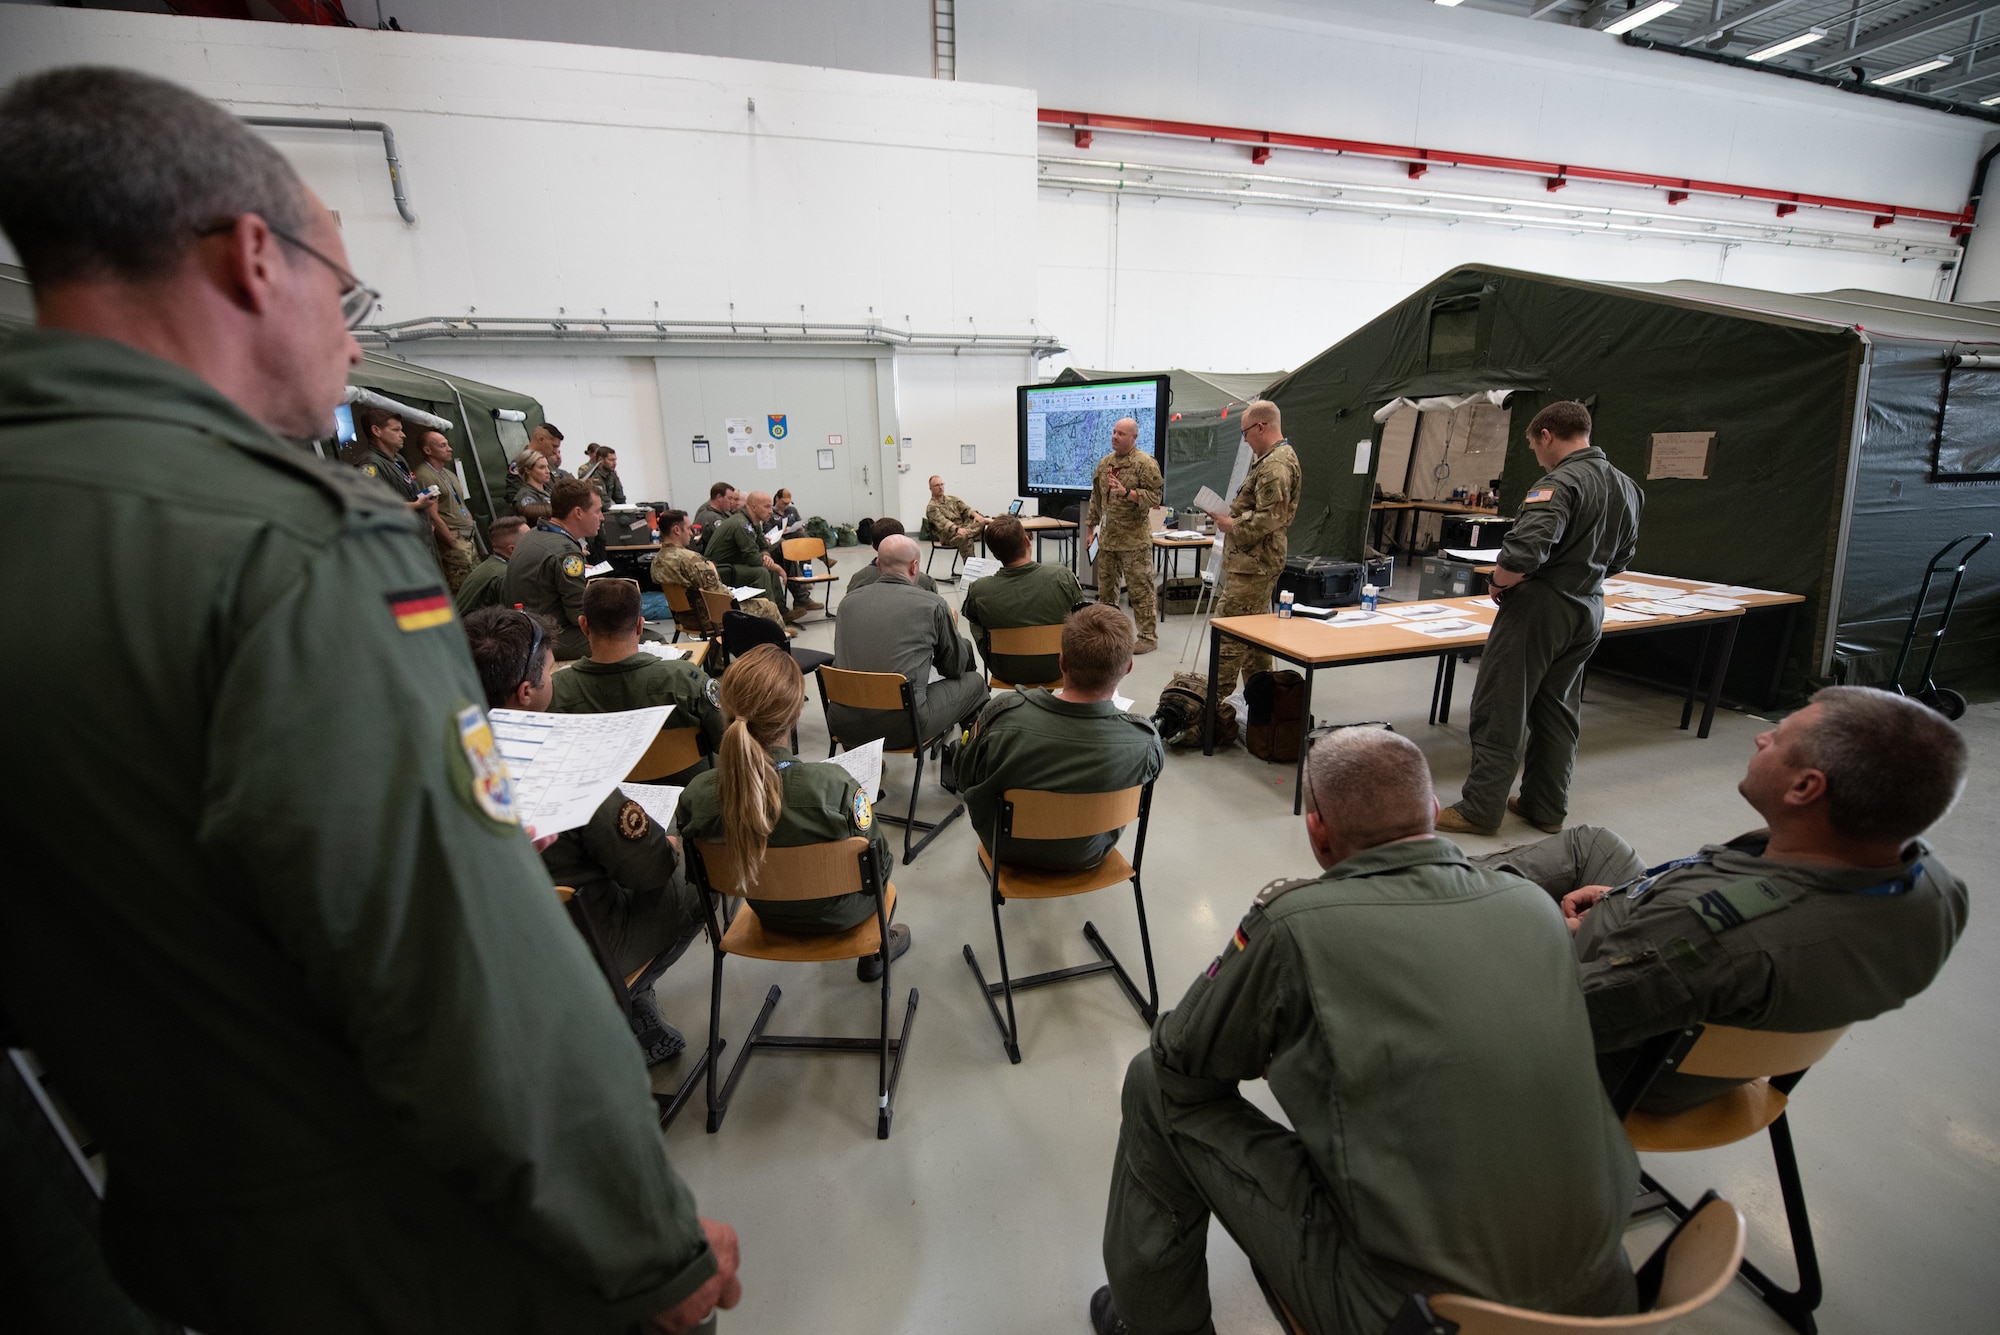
1618, 850, 1919, 902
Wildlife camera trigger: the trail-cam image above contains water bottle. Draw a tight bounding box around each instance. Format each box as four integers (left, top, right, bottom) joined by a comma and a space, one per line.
1278, 590, 1294, 619
1361, 584, 1379, 612
801, 560, 814, 578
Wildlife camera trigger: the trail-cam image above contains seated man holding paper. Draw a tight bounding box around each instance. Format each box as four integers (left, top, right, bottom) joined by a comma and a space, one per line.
960, 514, 1086, 687
1475, 686, 1969, 1115
650, 509, 786, 627
707, 490, 819, 621
464, 606, 707, 1065
961, 605, 1163, 871
551, 577, 725, 785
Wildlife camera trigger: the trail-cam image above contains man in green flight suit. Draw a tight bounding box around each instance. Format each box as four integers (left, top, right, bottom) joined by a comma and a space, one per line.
707, 489, 818, 620
1200, 400, 1301, 707
553, 577, 726, 784
829, 534, 990, 752
580, 443, 627, 504
505, 477, 604, 661
1090, 726, 1637, 1335
0, 66, 736, 1333
962, 605, 1162, 870
1085, 416, 1165, 653
1477, 686, 1970, 1114
456, 514, 528, 615
847, 516, 940, 596
962, 514, 1087, 687
465, 605, 708, 1065
409, 424, 477, 591
1440, 400, 1642, 836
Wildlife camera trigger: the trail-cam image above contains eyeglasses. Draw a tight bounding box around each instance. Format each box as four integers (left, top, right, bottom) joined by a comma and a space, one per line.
196, 217, 380, 329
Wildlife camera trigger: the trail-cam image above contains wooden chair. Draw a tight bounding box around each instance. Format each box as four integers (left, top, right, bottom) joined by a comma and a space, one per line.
781, 537, 841, 618
962, 782, 1158, 1064
553, 884, 713, 1129
686, 837, 917, 1140
660, 581, 722, 650
926, 541, 964, 582
816, 666, 967, 864
625, 726, 703, 783
1609, 1023, 1850, 1335
1364, 1191, 1747, 1335
986, 623, 1065, 690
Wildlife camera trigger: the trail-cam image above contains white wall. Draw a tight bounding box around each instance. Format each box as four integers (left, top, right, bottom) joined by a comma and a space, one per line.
892, 353, 1037, 519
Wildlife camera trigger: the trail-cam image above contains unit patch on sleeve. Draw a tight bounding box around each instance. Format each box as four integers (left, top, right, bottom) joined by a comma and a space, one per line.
705, 677, 721, 705
389, 586, 454, 632
561, 554, 586, 579
618, 799, 649, 841
454, 705, 518, 825
1524, 488, 1555, 504
1691, 877, 1790, 934
852, 789, 874, 830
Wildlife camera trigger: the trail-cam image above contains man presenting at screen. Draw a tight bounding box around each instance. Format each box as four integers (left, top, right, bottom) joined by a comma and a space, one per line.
1085, 416, 1163, 654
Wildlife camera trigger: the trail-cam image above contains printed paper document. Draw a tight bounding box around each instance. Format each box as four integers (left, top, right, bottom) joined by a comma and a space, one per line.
828, 738, 885, 800
617, 783, 683, 830
489, 705, 673, 835
1193, 486, 1229, 515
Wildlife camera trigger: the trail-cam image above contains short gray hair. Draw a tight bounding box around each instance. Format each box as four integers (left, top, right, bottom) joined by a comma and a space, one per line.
1305, 727, 1433, 848
0, 66, 309, 284
1794, 687, 1967, 842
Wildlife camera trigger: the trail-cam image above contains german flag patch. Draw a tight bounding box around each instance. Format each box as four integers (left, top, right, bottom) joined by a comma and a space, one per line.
388, 586, 454, 632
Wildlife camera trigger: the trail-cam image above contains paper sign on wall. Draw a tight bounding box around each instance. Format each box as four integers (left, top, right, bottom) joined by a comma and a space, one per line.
755, 444, 778, 471
960, 444, 977, 464
818, 449, 836, 470
1647, 431, 1716, 480
1353, 440, 1372, 474
827, 434, 844, 446
692, 435, 711, 463
725, 417, 754, 456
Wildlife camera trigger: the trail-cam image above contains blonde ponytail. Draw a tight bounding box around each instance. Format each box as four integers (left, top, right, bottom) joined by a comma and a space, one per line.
714, 644, 807, 886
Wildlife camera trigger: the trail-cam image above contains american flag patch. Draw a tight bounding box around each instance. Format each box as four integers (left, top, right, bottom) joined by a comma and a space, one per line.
1525, 488, 1555, 503
388, 586, 453, 632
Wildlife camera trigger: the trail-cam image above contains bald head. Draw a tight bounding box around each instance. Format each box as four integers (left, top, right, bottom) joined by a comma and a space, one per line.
1304, 728, 1435, 868
876, 532, 920, 576
744, 490, 773, 525
1241, 399, 1283, 458
1111, 417, 1138, 454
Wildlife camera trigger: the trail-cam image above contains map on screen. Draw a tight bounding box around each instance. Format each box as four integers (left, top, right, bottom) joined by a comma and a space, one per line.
1021, 380, 1163, 494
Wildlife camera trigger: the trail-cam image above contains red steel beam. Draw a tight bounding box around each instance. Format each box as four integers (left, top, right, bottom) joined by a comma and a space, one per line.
1039, 107, 1970, 226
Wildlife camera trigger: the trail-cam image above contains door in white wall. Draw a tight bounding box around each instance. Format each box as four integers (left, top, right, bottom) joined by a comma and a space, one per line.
653, 356, 883, 527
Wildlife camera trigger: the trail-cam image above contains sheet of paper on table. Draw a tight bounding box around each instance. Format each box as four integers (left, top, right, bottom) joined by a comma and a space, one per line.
636, 642, 690, 660
584, 561, 614, 577
1405, 618, 1486, 639
728, 585, 765, 602
1442, 547, 1502, 562
1192, 486, 1229, 515
1675, 594, 1746, 611
1691, 584, 1773, 598
959, 556, 1001, 587
1601, 580, 1654, 595
1621, 600, 1704, 617
1602, 606, 1655, 623
1160, 530, 1212, 541
1468, 597, 1499, 609
488, 705, 673, 835
1386, 603, 1455, 619
1303, 608, 1397, 626
1611, 583, 1687, 600
828, 738, 884, 799
617, 783, 683, 831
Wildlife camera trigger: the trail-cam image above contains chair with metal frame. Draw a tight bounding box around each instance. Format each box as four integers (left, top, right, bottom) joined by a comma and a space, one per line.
925, 541, 964, 583
723, 608, 832, 675
1609, 1022, 1849, 1335
1358, 1190, 1747, 1335
659, 580, 722, 650
961, 782, 1158, 1064
687, 836, 917, 1140
625, 724, 704, 783
553, 884, 714, 1130
815, 666, 967, 864
984, 622, 1066, 690
781, 536, 841, 618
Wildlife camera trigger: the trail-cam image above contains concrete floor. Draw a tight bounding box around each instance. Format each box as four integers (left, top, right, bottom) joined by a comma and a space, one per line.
645, 547, 2000, 1335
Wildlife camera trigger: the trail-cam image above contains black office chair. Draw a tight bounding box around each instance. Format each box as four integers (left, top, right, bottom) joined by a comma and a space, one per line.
723, 609, 832, 674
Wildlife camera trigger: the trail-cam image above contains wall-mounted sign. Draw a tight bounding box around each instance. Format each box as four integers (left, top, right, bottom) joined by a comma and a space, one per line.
767, 414, 788, 439
1647, 431, 1716, 480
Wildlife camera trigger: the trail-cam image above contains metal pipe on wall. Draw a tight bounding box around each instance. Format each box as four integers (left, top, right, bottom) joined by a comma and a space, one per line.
241, 116, 416, 225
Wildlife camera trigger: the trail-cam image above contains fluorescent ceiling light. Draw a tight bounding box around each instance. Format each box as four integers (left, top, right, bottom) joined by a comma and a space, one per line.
1745, 29, 1826, 62
1603, 0, 1681, 36
1871, 58, 1950, 85
1434, 0, 1467, 6
1983, 92, 2000, 105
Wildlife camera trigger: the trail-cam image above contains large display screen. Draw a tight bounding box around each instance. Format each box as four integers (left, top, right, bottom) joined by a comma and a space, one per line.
1017, 376, 1168, 497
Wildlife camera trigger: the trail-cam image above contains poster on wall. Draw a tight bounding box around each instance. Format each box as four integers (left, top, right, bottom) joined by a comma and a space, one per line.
692, 435, 711, 463
817, 449, 836, 470
755, 444, 778, 471
960, 444, 977, 464
1647, 431, 1716, 480
725, 417, 754, 456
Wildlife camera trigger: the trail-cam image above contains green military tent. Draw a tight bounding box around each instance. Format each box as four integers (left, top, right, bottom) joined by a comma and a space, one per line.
344, 352, 545, 554
1265, 266, 2000, 706
1052, 366, 1281, 513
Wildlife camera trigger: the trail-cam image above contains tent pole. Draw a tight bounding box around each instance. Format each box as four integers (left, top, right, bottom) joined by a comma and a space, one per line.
1821, 332, 1872, 681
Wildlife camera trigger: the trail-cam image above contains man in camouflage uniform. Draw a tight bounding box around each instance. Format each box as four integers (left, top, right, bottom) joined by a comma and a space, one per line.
649, 508, 784, 627
1477, 686, 1969, 1114
1441, 400, 1643, 836
1089, 727, 1636, 1335
1085, 416, 1164, 653
455, 515, 527, 615
925, 473, 987, 559
504, 478, 602, 661
410, 425, 477, 591
1201, 399, 1301, 702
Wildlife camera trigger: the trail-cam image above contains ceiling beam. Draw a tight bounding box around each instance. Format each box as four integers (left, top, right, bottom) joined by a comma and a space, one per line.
1809, 0, 2000, 72
1678, 0, 1800, 46
1527, 0, 1572, 17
